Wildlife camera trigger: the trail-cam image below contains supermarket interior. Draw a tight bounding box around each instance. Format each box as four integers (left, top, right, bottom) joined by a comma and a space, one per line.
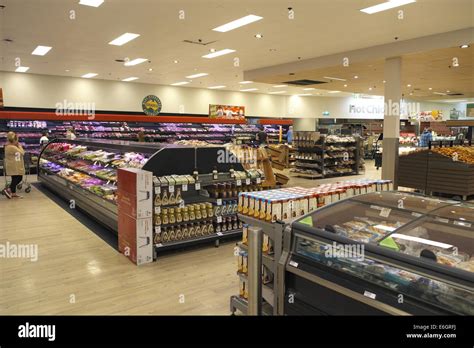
0, 0, 473, 319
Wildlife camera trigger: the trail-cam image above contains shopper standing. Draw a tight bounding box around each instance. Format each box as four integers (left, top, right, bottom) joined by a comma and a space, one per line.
287, 126, 293, 144
419, 128, 433, 147
39, 131, 49, 149
2, 131, 25, 199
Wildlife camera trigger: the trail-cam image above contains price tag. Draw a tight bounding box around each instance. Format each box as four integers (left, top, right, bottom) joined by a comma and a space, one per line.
217, 199, 222, 206
256, 177, 261, 184
154, 186, 161, 194
182, 184, 188, 192
169, 185, 175, 193
154, 206, 161, 214
195, 182, 201, 190
156, 243, 163, 247
179, 200, 185, 208
454, 220, 471, 228
343, 152, 349, 161
213, 173, 218, 180
155, 226, 161, 233
217, 232, 223, 236
245, 178, 251, 185
380, 208, 391, 218
236, 179, 242, 186
217, 216, 222, 223
289, 260, 299, 268
363, 290, 376, 300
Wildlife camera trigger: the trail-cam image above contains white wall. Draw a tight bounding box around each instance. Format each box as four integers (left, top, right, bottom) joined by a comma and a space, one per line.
0, 71, 466, 121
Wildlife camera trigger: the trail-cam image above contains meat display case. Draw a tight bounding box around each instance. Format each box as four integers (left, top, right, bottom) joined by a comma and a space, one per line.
281, 191, 474, 315
38, 138, 247, 233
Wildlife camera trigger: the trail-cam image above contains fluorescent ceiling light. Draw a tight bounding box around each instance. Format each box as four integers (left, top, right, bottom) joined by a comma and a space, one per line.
390, 233, 452, 249
303, 88, 315, 91
269, 91, 286, 94
213, 14, 263, 32
31, 45, 52, 56
241, 88, 258, 92
171, 81, 190, 86
109, 33, 140, 46
79, 0, 104, 7
328, 90, 341, 94
239, 81, 253, 84
202, 49, 236, 59
208, 85, 226, 89
15, 66, 30, 73
433, 92, 447, 95
460, 44, 470, 49
298, 94, 312, 96
81, 73, 97, 78
360, 0, 416, 15
124, 58, 147, 66
122, 77, 138, 82
323, 76, 346, 81
185, 73, 208, 79
273, 85, 287, 88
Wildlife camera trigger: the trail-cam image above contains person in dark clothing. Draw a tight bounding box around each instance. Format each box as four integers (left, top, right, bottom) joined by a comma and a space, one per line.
257, 129, 268, 145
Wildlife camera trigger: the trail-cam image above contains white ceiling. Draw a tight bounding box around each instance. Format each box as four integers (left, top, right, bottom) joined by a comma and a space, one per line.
0, 0, 473, 97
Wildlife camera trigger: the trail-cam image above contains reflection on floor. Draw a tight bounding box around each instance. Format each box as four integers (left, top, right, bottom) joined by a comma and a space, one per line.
0, 161, 381, 315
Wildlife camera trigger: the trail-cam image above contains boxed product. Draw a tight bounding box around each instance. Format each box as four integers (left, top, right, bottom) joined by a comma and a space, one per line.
118, 214, 153, 266
117, 189, 152, 219
117, 168, 153, 196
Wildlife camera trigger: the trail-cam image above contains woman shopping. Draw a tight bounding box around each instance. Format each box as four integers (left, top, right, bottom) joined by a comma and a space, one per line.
2, 131, 26, 199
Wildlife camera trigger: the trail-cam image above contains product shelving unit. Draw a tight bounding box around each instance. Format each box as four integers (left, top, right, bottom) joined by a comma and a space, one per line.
291, 133, 363, 179
230, 214, 286, 315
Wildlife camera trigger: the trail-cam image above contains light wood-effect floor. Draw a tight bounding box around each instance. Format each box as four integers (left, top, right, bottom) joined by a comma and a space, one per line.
0, 162, 381, 315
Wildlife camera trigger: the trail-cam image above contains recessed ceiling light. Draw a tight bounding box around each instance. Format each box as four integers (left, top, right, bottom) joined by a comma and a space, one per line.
171, 81, 190, 86
185, 73, 208, 79
31, 45, 52, 56
369, 87, 372, 91
303, 88, 315, 91
239, 81, 253, 84
460, 44, 470, 48
269, 91, 286, 94
328, 90, 341, 93
446, 90, 450, 93
429, 87, 432, 90
208, 85, 226, 89
15, 66, 30, 73
79, 0, 104, 7
354, 75, 359, 79
81, 73, 97, 78
343, 84, 348, 87
241, 88, 258, 92
255, 33, 263, 39
124, 58, 147, 66
109, 33, 140, 46
122, 77, 138, 82
360, 0, 416, 15
323, 76, 346, 81
148, 68, 153, 71
273, 85, 287, 88
409, 92, 413, 95
202, 49, 236, 59
213, 14, 263, 33
173, 60, 179, 64
407, 84, 411, 87
65, 69, 70, 72
210, 48, 216, 53
383, 80, 386, 83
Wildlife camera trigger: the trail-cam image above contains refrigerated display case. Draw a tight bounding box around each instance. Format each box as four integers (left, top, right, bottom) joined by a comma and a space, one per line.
38, 138, 247, 233
282, 191, 474, 315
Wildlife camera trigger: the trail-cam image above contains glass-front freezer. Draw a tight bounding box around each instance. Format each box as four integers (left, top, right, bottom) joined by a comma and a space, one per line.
282, 191, 474, 315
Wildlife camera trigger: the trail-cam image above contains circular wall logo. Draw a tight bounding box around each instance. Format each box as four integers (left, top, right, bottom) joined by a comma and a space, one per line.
142, 95, 162, 116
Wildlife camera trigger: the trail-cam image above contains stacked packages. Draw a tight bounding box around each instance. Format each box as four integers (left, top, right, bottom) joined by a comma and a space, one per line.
238, 179, 393, 223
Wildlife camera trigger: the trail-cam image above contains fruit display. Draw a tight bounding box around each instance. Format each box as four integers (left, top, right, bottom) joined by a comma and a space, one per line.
432, 146, 474, 164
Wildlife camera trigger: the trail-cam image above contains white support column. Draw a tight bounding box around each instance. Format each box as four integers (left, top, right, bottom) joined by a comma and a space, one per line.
382, 57, 402, 188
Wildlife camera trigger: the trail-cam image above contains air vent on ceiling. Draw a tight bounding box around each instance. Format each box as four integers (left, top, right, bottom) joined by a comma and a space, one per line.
183, 39, 217, 46
447, 93, 464, 96
284, 79, 327, 86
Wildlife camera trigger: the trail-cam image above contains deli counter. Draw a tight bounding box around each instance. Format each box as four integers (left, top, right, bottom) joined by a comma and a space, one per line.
281, 191, 474, 315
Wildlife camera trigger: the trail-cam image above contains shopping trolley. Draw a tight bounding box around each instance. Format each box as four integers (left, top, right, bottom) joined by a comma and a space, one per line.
2, 149, 32, 195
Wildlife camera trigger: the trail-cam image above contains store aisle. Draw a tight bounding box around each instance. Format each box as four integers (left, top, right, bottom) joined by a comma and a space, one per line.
0, 164, 380, 315
0, 176, 238, 315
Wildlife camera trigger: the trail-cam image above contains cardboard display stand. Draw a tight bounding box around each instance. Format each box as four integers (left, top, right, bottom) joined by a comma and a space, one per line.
117, 168, 154, 265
